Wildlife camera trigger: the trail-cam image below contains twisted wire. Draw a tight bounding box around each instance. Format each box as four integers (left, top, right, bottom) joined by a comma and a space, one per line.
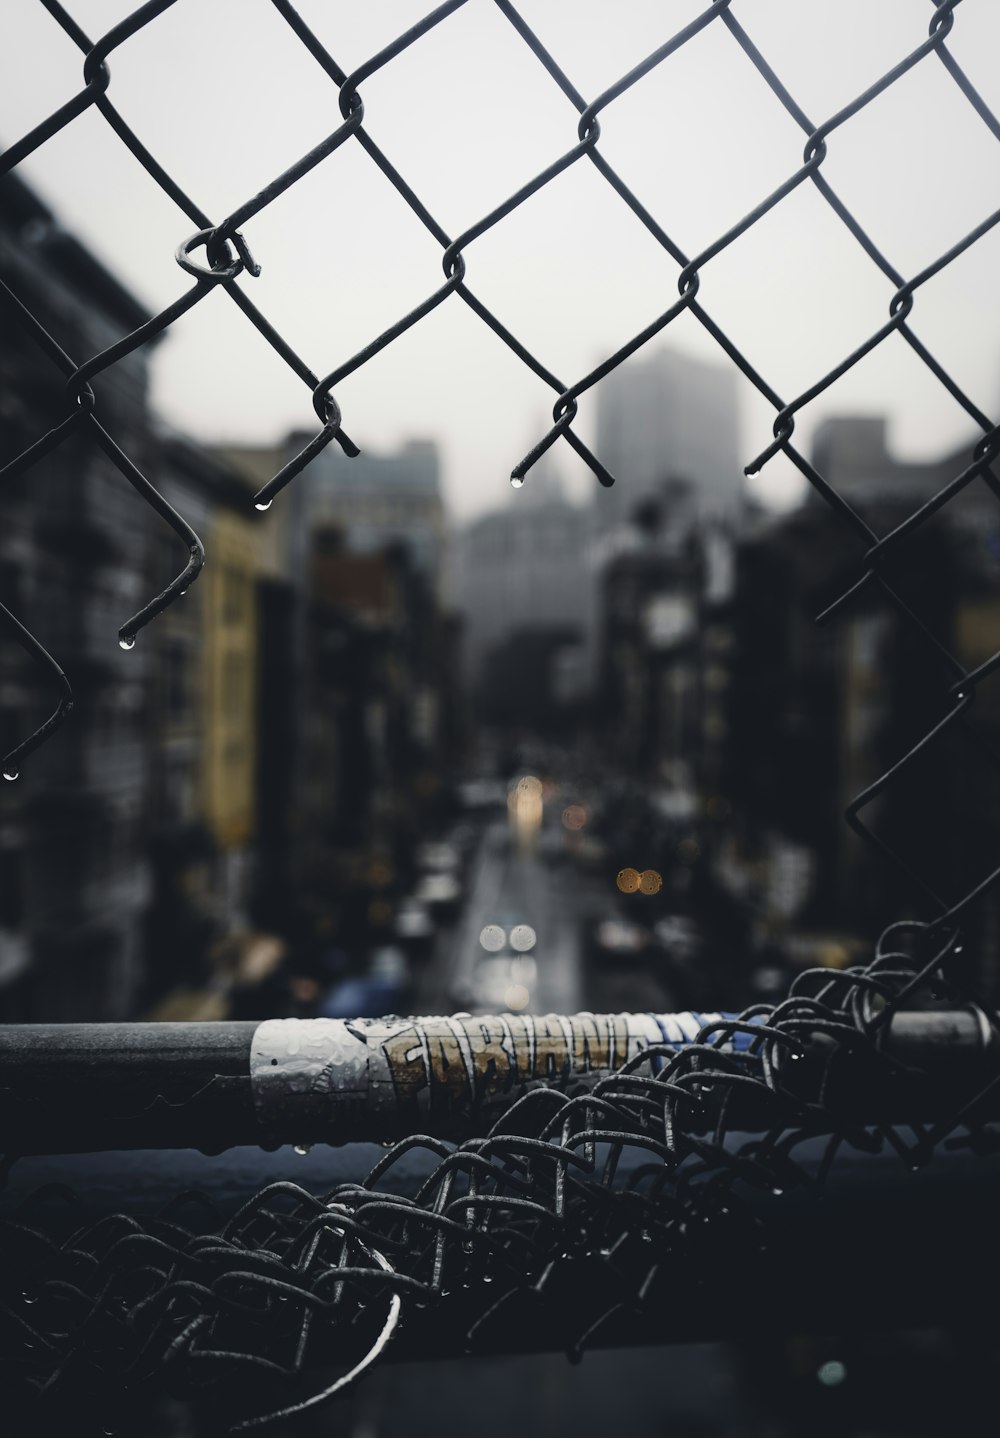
3, 920, 998, 1428
0, 0, 993, 928
4, 3, 1000, 1418
0, 0, 995, 923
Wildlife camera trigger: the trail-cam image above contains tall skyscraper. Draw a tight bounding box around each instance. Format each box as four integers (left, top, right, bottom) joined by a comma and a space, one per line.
453, 466, 593, 693
594, 345, 743, 522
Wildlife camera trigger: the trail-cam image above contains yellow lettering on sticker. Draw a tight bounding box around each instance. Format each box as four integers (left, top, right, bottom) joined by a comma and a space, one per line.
461, 1016, 512, 1093
382, 1025, 427, 1102
532, 1015, 569, 1080
425, 1019, 471, 1110
504, 1014, 531, 1083
569, 1013, 612, 1072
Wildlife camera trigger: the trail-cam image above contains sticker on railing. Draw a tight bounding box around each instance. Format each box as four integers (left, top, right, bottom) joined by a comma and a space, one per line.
249, 1011, 751, 1139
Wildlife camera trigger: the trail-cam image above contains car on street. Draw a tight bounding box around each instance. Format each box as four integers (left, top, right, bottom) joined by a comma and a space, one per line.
319, 946, 411, 1018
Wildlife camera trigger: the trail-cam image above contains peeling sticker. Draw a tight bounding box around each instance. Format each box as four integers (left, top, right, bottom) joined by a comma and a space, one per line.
249, 1011, 745, 1141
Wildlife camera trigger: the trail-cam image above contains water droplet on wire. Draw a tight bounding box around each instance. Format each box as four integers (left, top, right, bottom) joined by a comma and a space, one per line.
3, 769, 18, 782
510, 475, 524, 490
255, 498, 272, 512
119, 636, 135, 651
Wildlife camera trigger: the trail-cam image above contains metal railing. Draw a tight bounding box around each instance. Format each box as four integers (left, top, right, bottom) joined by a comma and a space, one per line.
3, 953, 1000, 1427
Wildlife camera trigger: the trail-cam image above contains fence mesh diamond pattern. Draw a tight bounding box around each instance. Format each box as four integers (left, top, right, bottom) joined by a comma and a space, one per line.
4, 0, 1000, 1429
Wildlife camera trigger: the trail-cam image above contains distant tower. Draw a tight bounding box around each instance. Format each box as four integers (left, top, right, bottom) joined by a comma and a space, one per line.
452, 457, 593, 692
594, 345, 743, 523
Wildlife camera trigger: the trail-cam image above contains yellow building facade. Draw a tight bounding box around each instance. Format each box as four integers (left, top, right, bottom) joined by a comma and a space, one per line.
202, 509, 259, 849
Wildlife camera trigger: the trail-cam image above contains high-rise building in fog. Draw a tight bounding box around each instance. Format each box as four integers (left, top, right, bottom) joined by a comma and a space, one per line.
594, 345, 743, 521
453, 466, 593, 695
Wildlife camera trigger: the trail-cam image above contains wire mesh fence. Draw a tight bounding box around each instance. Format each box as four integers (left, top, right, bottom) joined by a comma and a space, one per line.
1, 0, 999, 922
4, 0, 1000, 1428
3, 937, 1000, 1431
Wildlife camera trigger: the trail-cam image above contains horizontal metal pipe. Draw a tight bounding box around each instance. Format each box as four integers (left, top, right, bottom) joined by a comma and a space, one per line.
0, 1009, 994, 1155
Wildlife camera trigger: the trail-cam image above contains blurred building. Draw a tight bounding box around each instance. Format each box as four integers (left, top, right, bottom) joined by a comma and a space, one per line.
810, 415, 959, 508
453, 465, 594, 715
594, 344, 743, 522
143, 434, 276, 1014
0, 175, 285, 1022
0, 172, 158, 1021
218, 431, 460, 965
596, 491, 736, 797
288, 529, 459, 958
284, 435, 447, 593
727, 416, 1000, 994
212, 440, 298, 943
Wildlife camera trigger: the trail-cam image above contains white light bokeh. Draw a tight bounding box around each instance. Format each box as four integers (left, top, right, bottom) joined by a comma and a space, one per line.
509, 924, 537, 953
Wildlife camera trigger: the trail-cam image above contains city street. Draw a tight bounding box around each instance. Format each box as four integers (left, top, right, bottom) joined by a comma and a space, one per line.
321, 799, 737, 1438
440, 818, 582, 1013
417, 808, 678, 1022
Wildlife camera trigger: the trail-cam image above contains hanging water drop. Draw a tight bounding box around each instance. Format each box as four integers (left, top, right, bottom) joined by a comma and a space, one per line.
119, 635, 135, 651
3, 768, 18, 782
254, 498, 272, 512
510, 475, 524, 490
293, 1142, 312, 1156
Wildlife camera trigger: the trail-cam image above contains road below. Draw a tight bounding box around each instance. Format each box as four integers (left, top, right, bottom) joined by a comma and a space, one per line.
417, 811, 678, 1019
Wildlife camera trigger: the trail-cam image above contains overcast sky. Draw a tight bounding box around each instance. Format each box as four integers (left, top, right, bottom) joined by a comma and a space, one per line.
4, 0, 1000, 521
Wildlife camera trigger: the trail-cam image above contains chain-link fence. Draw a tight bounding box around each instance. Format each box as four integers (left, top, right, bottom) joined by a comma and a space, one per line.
4, 0, 1000, 1429
2, 0, 999, 925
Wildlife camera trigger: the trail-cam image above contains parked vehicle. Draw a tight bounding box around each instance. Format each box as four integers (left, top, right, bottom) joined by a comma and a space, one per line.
394, 896, 434, 944
414, 870, 462, 912
589, 914, 652, 962
319, 946, 411, 1018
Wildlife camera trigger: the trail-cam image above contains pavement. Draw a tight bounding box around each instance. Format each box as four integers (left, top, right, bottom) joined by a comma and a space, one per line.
437, 817, 584, 1014
418, 811, 678, 1021
359, 812, 741, 1438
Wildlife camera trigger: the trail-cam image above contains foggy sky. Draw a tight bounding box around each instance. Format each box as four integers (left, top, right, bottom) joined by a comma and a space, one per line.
3, 0, 1000, 521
